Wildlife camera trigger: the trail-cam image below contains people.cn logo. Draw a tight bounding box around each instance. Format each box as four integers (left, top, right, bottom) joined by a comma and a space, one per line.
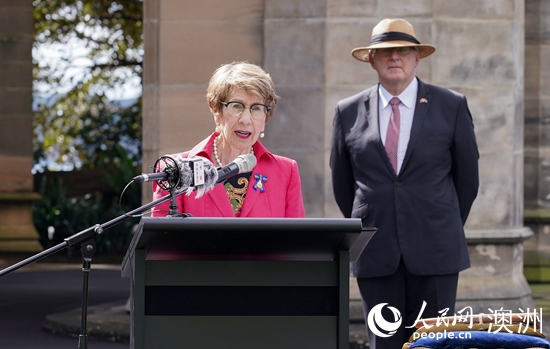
367, 303, 402, 338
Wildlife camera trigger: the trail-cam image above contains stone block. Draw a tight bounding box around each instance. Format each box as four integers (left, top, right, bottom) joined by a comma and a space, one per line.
523, 151, 538, 207
524, 97, 540, 124
263, 85, 324, 151
467, 243, 519, 278
142, 85, 160, 153
0, 38, 32, 63
379, 1, 432, 16
324, 194, 343, 219
0, 155, 34, 192
266, 0, 326, 18
143, 0, 159, 20
541, 99, 550, 124
0, 1, 30, 7
525, 0, 542, 42
161, 0, 263, 21
536, 156, 550, 206
459, 87, 516, 151
0, 62, 32, 88
540, 123, 550, 148
157, 85, 213, 155
325, 18, 376, 85
0, 196, 41, 253
539, 1, 550, 43
524, 220, 550, 282
0, 90, 32, 114
264, 18, 325, 86
327, 0, 377, 17
525, 45, 540, 97
467, 151, 516, 228
159, 20, 264, 85
433, 0, 515, 19
539, 46, 550, 92
525, 210, 550, 284
143, 19, 159, 85
0, 115, 33, 156
432, 21, 519, 87
458, 230, 535, 313
0, 6, 32, 36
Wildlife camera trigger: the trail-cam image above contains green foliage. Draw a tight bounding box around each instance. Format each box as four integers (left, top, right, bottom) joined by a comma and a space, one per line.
33, 149, 141, 257
33, 176, 100, 250
32, 0, 143, 171
31, 1, 144, 257
75, 95, 142, 169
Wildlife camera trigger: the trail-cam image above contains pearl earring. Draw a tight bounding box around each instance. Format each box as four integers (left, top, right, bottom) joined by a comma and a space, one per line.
260, 131, 265, 139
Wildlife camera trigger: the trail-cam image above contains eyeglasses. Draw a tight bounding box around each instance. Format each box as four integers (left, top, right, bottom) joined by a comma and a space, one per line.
374, 47, 417, 57
220, 101, 271, 120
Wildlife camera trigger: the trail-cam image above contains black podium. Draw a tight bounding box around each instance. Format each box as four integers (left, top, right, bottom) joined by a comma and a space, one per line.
121, 217, 375, 349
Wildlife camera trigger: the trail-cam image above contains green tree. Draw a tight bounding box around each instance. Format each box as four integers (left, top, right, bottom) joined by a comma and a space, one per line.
31, 0, 144, 257
32, 0, 143, 171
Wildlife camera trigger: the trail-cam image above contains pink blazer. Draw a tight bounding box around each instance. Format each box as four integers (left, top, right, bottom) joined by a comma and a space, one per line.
151, 133, 306, 218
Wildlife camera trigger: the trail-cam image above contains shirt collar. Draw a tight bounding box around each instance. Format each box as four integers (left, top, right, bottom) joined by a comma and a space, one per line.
378, 77, 418, 109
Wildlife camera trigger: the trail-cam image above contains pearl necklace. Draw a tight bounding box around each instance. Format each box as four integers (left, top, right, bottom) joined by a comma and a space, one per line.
213, 135, 254, 167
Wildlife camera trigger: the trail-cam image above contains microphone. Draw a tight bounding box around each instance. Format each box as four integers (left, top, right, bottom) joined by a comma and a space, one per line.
133, 155, 204, 190
216, 153, 257, 184
132, 172, 168, 183
133, 156, 210, 192
183, 153, 256, 197
136, 153, 257, 199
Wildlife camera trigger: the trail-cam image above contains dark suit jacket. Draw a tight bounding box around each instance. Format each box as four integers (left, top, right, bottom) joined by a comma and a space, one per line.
330, 78, 479, 278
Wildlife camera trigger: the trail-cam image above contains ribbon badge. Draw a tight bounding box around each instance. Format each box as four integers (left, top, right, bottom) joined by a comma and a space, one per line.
253, 174, 268, 193
420, 98, 428, 104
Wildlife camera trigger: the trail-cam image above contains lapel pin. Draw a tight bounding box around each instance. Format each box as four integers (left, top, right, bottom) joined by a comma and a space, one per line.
420, 98, 428, 104
253, 174, 268, 193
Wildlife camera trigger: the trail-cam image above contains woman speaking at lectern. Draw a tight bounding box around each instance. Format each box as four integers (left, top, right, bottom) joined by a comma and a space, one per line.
151, 61, 306, 218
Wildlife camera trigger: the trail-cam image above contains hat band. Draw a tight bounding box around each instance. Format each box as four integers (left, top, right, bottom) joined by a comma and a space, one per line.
370, 31, 421, 45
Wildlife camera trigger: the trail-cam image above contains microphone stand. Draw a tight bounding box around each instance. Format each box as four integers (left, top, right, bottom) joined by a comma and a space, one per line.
0, 185, 189, 348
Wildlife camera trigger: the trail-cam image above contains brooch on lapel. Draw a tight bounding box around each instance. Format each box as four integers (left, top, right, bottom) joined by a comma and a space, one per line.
253, 174, 268, 193
419, 98, 428, 104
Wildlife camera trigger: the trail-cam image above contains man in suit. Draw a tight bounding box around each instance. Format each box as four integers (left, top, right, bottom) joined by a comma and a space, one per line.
330, 18, 479, 349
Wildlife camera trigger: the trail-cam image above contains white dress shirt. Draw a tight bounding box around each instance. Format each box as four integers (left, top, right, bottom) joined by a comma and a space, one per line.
378, 78, 418, 174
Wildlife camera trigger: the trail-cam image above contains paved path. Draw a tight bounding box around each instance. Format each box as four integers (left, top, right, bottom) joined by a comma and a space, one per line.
0, 261, 129, 349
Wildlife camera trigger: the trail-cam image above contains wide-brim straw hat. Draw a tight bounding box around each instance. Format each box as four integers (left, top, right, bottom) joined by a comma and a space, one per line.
351, 18, 436, 63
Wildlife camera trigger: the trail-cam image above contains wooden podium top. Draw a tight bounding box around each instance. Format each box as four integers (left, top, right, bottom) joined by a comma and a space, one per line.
121, 217, 375, 276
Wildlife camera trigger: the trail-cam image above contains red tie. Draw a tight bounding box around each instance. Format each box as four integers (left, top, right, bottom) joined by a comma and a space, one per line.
385, 97, 401, 174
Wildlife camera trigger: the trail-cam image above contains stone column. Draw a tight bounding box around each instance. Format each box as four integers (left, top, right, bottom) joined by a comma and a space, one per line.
0, 2, 41, 253
523, 0, 550, 283
263, 1, 328, 217
435, 2, 534, 313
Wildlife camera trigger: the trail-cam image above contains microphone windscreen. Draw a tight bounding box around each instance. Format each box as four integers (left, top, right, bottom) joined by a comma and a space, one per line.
173, 155, 195, 190
236, 153, 257, 173
186, 156, 218, 198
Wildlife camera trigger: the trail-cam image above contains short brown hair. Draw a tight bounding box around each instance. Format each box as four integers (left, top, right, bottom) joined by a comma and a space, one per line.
206, 61, 279, 118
